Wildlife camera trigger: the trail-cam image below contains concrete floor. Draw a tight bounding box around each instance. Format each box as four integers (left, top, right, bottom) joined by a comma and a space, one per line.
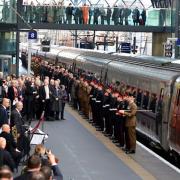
42, 110, 142, 180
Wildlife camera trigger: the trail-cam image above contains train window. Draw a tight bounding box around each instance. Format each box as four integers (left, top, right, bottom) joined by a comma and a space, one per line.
176, 90, 180, 106
136, 89, 142, 107
132, 87, 137, 97
159, 88, 164, 99
149, 94, 157, 113
142, 91, 149, 109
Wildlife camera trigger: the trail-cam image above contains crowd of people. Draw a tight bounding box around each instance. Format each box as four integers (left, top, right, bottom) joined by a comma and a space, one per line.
31, 56, 137, 155
0, 70, 65, 179
20, 2, 147, 26
0, 53, 138, 178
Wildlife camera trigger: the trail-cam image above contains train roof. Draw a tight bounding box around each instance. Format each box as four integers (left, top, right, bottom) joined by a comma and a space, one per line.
109, 61, 179, 82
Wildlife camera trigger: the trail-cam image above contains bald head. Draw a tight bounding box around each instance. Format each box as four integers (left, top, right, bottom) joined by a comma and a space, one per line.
2, 98, 10, 108
15, 101, 23, 111
0, 137, 6, 149
2, 124, 10, 134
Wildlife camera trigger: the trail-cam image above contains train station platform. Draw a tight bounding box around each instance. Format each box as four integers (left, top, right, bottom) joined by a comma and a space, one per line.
33, 105, 180, 180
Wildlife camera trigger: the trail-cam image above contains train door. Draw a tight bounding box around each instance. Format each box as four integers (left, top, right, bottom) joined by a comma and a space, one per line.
169, 79, 180, 151
0, 55, 12, 76
156, 88, 164, 137
170, 84, 180, 151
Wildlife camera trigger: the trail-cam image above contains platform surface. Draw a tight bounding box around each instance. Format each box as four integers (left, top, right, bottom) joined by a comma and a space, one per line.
35, 105, 179, 180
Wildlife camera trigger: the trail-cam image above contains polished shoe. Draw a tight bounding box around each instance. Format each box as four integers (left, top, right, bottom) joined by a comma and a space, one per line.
116, 144, 124, 148
121, 147, 128, 151
112, 140, 119, 143
96, 128, 102, 131
126, 150, 136, 154
109, 136, 116, 140
104, 133, 111, 137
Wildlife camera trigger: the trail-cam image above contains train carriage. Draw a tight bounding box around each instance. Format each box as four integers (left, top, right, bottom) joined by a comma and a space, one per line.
20, 44, 180, 157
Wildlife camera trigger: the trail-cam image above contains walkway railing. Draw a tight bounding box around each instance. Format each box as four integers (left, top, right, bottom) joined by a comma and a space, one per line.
0, 3, 174, 28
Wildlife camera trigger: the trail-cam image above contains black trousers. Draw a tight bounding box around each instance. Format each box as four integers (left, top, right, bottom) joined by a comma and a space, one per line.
61, 103, 65, 119
44, 99, 51, 120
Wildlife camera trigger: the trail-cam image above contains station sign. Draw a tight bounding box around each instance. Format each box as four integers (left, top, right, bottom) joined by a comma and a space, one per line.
28, 31, 37, 40
164, 43, 172, 57
176, 38, 180, 46
121, 42, 131, 53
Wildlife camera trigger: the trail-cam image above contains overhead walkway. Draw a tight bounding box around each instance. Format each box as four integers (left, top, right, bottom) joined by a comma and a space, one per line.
17, 4, 174, 33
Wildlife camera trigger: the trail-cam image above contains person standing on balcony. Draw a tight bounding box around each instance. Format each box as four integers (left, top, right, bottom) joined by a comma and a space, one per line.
82, 3, 89, 24
99, 5, 106, 25
140, 9, 146, 26
66, 3, 73, 24
132, 7, 140, 26
112, 5, 119, 25
124, 7, 131, 25
57, 2, 65, 24
106, 5, 112, 25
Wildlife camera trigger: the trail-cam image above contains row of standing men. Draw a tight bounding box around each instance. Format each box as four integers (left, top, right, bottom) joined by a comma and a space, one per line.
22, 3, 146, 26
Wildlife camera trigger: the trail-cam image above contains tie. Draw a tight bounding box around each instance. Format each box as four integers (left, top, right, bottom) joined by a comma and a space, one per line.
56, 88, 58, 96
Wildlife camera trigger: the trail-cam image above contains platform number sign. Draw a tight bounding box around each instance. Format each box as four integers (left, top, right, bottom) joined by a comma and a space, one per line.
28, 31, 37, 40
164, 43, 172, 57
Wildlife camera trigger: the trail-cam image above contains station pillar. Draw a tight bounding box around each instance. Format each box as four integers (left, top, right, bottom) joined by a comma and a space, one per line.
152, 32, 171, 56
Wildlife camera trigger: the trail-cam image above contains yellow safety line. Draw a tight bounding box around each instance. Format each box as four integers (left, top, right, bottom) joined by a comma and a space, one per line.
66, 105, 156, 180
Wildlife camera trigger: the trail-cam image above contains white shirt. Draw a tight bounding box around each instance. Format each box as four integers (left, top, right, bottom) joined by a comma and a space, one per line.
44, 85, 50, 99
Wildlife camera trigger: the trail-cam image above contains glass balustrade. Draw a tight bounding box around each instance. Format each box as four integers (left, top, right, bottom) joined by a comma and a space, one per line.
19, 5, 174, 27
0, 0, 17, 24
0, 32, 16, 54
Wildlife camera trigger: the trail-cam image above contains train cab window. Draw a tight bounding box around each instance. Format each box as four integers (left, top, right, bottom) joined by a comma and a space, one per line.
142, 91, 149, 109
136, 89, 142, 107
149, 94, 157, 113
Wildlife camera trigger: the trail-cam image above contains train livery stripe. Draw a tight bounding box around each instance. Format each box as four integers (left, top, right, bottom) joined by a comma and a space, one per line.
66, 105, 156, 180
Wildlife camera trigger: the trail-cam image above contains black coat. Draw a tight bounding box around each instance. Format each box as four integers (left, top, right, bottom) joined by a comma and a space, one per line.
0, 105, 8, 127
8, 86, 18, 103
0, 149, 16, 172
14, 171, 34, 180
10, 109, 25, 135
0, 131, 17, 154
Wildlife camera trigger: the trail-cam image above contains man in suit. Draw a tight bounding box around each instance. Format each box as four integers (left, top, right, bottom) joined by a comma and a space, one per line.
0, 124, 22, 168
119, 94, 137, 154
10, 101, 30, 156
14, 155, 41, 180
40, 79, 52, 121
0, 137, 16, 172
0, 98, 10, 128
7, 80, 19, 107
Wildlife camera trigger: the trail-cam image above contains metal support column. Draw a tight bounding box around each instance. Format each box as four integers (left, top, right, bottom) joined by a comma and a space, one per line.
15, 0, 22, 76
175, 0, 180, 58
104, 35, 107, 51
16, 31, 19, 76
75, 30, 78, 48
93, 30, 96, 49
116, 36, 119, 52
132, 36, 136, 54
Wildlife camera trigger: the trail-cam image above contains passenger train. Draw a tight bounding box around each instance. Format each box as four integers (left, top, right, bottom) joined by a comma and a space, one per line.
20, 44, 180, 158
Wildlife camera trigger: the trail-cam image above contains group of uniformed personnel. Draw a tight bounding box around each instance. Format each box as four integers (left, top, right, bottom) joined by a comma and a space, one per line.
31, 57, 137, 154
